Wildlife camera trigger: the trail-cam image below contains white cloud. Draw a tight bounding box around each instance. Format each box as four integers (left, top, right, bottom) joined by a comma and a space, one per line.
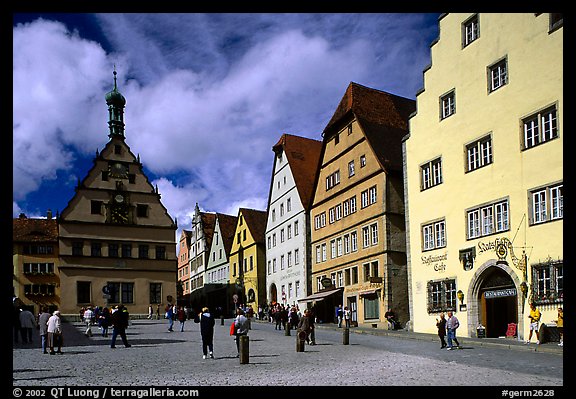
13, 13, 438, 228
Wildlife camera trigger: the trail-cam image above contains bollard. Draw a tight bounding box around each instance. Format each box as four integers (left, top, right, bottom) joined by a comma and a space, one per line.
285, 323, 291, 336
296, 330, 306, 352
343, 327, 350, 345
221, 315, 224, 326
239, 335, 249, 364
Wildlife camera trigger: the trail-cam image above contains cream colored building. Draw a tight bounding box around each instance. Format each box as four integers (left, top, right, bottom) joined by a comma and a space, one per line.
309, 82, 415, 326
58, 72, 177, 318
404, 13, 563, 339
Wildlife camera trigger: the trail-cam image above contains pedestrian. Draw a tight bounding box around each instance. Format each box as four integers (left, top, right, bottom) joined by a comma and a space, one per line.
343, 306, 351, 328
177, 306, 187, 332
336, 304, 343, 328
385, 308, 400, 330
19, 308, 37, 344
194, 307, 215, 359
83, 306, 94, 337
525, 302, 541, 345
156, 304, 161, 320
436, 312, 447, 349
279, 305, 288, 330
148, 304, 153, 319
308, 308, 316, 345
555, 307, 563, 347
110, 304, 131, 348
38, 307, 51, 354
13, 305, 21, 343
98, 307, 111, 337
233, 308, 250, 357
166, 303, 174, 332
445, 310, 461, 350
47, 310, 63, 354
289, 307, 300, 330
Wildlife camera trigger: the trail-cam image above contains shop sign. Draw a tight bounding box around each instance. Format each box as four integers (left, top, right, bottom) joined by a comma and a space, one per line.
421, 252, 447, 272
484, 288, 517, 299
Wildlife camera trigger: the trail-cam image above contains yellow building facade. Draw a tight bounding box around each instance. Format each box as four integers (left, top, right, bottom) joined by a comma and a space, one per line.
228, 208, 267, 312
404, 13, 563, 339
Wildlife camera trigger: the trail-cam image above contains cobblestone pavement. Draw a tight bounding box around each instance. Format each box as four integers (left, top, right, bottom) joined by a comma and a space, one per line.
13, 318, 563, 388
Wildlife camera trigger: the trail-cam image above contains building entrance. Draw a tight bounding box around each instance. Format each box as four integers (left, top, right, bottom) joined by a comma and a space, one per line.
480, 267, 518, 338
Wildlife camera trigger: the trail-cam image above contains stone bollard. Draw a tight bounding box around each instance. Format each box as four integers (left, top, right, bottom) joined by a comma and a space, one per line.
296, 330, 306, 352
239, 335, 249, 364
221, 315, 224, 326
343, 327, 350, 345
285, 323, 291, 336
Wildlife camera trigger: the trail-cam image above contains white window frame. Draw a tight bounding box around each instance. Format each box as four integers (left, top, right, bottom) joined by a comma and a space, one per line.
467, 199, 509, 239
523, 105, 558, 150
489, 58, 508, 92
466, 135, 493, 172
421, 157, 443, 190
440, 90, 455, 119
463, 14, 479, 47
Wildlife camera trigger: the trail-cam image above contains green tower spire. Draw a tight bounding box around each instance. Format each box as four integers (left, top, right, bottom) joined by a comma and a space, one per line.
105, 66, 126, 139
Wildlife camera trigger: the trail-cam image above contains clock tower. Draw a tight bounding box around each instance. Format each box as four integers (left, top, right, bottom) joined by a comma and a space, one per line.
57, 70, 177, 318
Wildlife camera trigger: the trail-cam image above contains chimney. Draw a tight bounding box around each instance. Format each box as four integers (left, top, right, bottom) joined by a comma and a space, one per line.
47, 209, 53, 220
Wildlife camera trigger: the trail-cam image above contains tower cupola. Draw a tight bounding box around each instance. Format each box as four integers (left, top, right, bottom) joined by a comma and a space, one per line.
105, 67, 126, 139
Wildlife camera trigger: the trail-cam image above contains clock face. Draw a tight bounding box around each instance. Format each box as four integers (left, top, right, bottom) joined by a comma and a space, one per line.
111, 205, 129, 224
115, 194, 124, 203
110, 162, 127, 178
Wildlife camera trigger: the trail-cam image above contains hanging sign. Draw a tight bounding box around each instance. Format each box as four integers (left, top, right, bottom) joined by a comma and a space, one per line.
484, 288, 517, 299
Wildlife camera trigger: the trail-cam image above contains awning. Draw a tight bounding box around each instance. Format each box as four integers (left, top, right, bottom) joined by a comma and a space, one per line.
359, 289, 380, 297
298, 288, 343, 303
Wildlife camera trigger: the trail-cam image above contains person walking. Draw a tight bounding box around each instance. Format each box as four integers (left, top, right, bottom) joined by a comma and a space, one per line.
343, 306, 351, 328
436, 312, 447, 349
98, 307, 111, 337
297, 309, 312, 344
47, 310, 63, 355
445, 310, 461, 350
110, 304, 131, 348
83, 306, 94, 337
38, 307, 51, 354
148, 305, 153, 320
233, 308, 249, 357
156, 304, 161, 320
336, 304, 344, 328
177, 306, 187, 332
19, 308, 37, 344
524, 302, 541, 345
166, 303, 175, 332
194, 307, 215, 359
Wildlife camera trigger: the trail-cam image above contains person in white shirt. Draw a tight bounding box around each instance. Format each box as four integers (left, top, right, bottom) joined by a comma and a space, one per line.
83, 307, 94, 337
47, 311, 63, 354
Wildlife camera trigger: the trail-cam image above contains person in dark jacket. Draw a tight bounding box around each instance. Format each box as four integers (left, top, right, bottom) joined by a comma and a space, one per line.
436, 312, 447, 349
110, 304, 131, 348
194, 307, 215, 359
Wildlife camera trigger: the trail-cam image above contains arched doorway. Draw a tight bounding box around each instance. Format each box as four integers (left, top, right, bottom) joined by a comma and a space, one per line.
269, 283, 277, 304
468, 261, 522, 338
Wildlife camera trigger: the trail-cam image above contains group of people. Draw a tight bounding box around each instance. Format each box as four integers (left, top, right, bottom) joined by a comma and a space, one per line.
13, 306, 64, 355
335, 304, 352, 328
436, 310, 461, 350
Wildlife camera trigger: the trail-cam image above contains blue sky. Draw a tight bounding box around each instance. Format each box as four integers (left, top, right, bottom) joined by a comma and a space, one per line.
13, 13, 440, 233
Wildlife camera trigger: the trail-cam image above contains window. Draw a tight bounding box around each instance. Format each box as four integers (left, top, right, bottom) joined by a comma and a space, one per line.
351, 231, 358, 252
466, 135, 493, 172
337, 271, 344, 288
138, 244, 149, 259
364, 293, 379, 320
530, 183, 563, 224
463, 14, 479, 47
280, 203, 284, 217
343, 234, 350, 254
347, 124, 353, 135
137, 204, 148, 218
108, 282, 134, 304
91, 242, 102, 257
337, 238, 343, 257
326, 170, 341, 191
348, 161, 355, 177
440, 90, 455, 119
532, 261, 563, 304
335, 204, 342, 221
421, 158, 443, 190
91, 200, 103, 215
102, 171, 109, 181
363, 263, 371, 282
361, 187, 378, 208
273, 259, 277, 273
150, 283, 162, 304
314, 212, 326, 230
422, 220, 446, 250
294, 220, 299, 236
114, 145, 122, 155
362, 226, 370, 248
489, 58, 508, 92
156, 246, 166, 260
349, 196, 357, 214
280, 229, 285, 243
287, 198, 291, 212
360, 155, 366, 168
109, 243, 119, 258
523, 105, 558, 149
467, 199, 509, 239
122, 244, 132, 258
294, 249, 300, 265
322, 244, 327, 262
330, 240, 336, 259
268, 261, 272, 275
344, 269, 351, 286
295, 281, 301, 297
370, 223, 378, 246
287, 225, 292, 239
77, 281, 91, 304
351, 266, 358, 285
72, 241, 84, 256
128, 174, 136, 184
427, 279, 457, 313
316, 246, 321, 264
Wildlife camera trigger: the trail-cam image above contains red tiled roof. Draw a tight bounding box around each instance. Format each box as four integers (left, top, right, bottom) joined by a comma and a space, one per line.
323, 82, 415, 172
272, 134, 323, 210
239, 208, 267, 245
215, 213, 238, 256
13, 216, 58, 242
